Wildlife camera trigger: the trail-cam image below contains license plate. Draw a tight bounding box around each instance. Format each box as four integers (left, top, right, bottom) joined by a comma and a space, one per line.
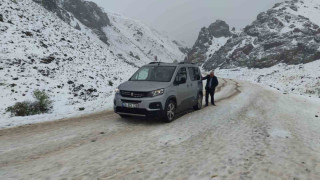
122, 103, 139, 108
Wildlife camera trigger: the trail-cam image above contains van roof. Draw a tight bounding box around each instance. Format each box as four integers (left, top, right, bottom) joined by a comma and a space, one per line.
145, 62, 199, 67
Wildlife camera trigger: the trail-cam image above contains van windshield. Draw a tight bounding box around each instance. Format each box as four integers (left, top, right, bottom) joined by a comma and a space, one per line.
130, 66, 176, 82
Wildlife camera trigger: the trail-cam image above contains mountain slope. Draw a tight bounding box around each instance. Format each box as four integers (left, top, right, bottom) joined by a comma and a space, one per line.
201, 0, 320, 70
186, 0, 320, 98
0, 0, 184, 122
0, 0, 138, 119
106, 12, 185, 65
33, 0, 185, 65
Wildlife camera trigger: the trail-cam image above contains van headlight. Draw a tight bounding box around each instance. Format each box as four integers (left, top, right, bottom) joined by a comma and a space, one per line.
115, 88, 120, 94
150, 89, 164, 97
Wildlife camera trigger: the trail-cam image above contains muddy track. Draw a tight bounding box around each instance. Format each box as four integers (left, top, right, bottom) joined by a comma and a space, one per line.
216, 79, 241, 103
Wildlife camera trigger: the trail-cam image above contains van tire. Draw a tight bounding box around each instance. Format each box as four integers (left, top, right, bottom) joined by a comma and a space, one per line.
193, 93, 203, 110
163, 99, 176, 123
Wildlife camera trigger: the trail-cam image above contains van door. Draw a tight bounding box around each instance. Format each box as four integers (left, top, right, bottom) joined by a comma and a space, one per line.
173, 67, 189, 112
187, 67, 200, 106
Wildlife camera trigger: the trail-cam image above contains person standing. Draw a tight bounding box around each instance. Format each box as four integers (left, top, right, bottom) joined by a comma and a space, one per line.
202, 71, 219, 106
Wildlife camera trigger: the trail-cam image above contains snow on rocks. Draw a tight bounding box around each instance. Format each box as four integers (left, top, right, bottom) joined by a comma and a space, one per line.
217, 60, 320, 99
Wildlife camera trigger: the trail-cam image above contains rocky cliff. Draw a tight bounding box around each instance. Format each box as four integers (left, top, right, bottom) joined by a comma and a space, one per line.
186, 20, 233, 64
34, 0, 111, 44
189, 0, 320, 70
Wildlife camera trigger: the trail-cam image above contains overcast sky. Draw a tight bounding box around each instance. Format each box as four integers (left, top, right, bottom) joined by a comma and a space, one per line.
89, 0, 283, 46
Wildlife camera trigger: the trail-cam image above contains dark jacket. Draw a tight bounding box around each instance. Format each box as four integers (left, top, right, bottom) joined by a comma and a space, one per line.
202, 75, 219, 90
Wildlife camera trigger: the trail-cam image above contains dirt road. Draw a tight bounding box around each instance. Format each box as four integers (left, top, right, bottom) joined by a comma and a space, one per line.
0, 79, 320, 180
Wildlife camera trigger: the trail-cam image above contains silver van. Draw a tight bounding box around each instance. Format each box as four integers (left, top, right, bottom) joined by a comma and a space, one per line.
114, 62, 203, 122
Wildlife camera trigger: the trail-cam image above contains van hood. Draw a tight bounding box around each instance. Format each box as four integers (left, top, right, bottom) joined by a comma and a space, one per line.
119, 81, 170, 92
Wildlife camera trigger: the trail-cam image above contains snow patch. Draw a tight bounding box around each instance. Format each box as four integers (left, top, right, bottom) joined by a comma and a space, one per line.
270, 129, 291, 138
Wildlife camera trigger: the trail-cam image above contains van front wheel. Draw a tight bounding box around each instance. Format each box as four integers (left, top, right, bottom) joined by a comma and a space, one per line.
163, 100, 176, 123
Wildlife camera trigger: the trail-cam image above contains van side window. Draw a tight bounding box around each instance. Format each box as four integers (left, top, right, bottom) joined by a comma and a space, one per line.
195, 68, 201, 80
188, 67, 200, 81
175, 67, 187, 84
188, 67, 195, 81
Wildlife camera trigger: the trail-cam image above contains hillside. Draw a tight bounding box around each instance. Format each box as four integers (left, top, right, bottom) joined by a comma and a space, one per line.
203, 0, 320, 70
33, 0, 185, 66
0, 0, 185, 124
106, 12, 185, 65
188, 0, 320, 98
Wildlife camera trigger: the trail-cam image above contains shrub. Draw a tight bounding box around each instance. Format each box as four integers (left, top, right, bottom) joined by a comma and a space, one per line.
33, 90, 52, 112
6, 90, 52, 117
6, 102, 33, 116
108, 80, 113, 86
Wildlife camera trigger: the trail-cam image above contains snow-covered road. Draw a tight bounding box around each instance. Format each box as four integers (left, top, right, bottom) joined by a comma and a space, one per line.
0, 79, 320, 180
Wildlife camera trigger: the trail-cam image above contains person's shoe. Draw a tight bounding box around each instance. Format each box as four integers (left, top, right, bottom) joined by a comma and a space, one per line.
212, 103, 216, 106
205, 104, 209, 107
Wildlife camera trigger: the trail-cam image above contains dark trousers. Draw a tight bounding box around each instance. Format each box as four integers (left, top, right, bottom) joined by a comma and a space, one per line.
205, 88, 215, 105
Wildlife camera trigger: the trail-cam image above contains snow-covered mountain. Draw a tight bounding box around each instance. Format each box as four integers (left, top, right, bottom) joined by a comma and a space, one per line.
106, 12, 185, 65
33, 0, 185, 65
186, 20, 233, 64
187, 0, 320, 98
188, 0, 320, 70
0, 0, 185, 121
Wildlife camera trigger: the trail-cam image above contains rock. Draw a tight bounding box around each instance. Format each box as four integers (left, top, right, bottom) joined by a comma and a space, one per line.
0, 14, 3, 22
40, 41, 48, 48
12, 77, 19, 80
79, 107, 85, 111
22, 31, 33, 37
100, 132, 105, 134
87, 88, 97, 93
316, 115, 319, 117
67, 80, 74, 84
38, 69, 50, 77
40, 56, 55, 64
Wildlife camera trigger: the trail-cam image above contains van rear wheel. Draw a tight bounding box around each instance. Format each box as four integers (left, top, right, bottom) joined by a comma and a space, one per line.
163, 100, 176, 123
193, 93, 203, 110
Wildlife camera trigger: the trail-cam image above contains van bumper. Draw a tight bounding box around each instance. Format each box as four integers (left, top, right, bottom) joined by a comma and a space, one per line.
113, 93, 165, 117
114, 107, 163, 117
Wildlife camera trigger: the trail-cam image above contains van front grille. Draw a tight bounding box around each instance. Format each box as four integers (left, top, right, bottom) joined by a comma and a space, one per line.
120, 91, 149, 98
